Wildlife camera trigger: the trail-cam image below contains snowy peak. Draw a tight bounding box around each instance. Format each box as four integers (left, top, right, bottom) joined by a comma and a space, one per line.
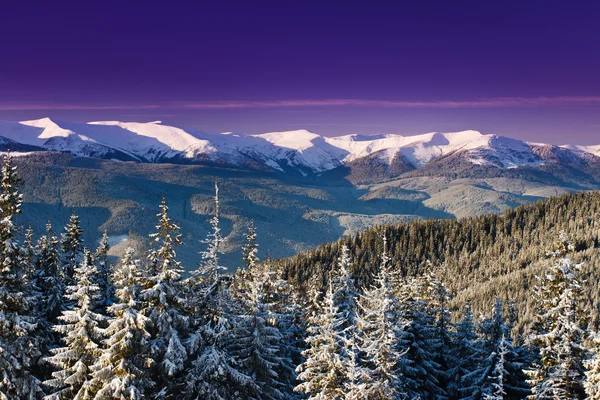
0, 118, 598, 177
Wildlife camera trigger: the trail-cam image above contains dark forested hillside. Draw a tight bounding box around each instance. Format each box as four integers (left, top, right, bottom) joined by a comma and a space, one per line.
278, 191, 600, 331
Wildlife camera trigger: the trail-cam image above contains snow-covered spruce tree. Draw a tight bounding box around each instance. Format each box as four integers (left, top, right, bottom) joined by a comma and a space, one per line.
95, 231, 115, 310
61, 212, 84, 282
140, 197, 188, 396
396, 274, 444, 399
585, 331, 600, 399
0, 153, 43, 399
420, 263, 452, 396
43, 249, 106, 399
197, 182, 226, 284
355, 236, 407, 400
447, 302, 485, 399
35, 222, 64, 324
24, 225, 35, 272
478, 298, 530, 399
227, 222, 291, 399
184, 186, 257, 399
525, 233, 587, 399
344, 333, 367, 400
295, 280, 347, 399
483, 335, 509, 400
330, 245, 365, 399
90, 247, 153, 399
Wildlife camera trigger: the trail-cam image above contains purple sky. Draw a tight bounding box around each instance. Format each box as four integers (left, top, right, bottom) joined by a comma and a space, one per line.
1, 1, 600, 144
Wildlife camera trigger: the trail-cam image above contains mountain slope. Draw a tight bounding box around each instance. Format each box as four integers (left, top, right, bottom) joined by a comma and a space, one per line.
276, 191, 600, 332
2, 118, 599, 181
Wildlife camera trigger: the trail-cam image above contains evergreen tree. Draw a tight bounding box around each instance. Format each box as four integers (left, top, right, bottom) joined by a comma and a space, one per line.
197, 182, 225, 283
396, 274, 444, 399
483, 335, 509, 400
90, 248, 153, 399
295, 282, 347, 399
421, 263, 452, 397
355, 237, 407, 399
44, 249, 106, 399
61, 212, 84, 282
0, 153, 43, 399
332, 245, 364, 399
35, 222, 64, 324
525, 233, 587, 399
228, 222, 289, 399
95, 231, 114, 310
344, 334, 367, 400
447, 302, 485, 399
141, 197, 187, 396
585, 331, 600, 399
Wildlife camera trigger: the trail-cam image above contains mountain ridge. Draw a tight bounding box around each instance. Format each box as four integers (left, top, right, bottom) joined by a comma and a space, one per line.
1, 118, 598, 182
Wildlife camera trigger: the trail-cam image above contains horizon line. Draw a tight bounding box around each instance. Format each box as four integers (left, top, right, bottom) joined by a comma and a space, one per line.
1, 96, 600, 111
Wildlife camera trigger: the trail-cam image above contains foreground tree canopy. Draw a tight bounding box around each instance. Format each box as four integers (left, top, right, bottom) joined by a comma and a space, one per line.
2, 153, 600, 399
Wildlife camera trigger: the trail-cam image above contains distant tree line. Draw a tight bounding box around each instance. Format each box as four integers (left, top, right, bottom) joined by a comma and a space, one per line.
2, 153, 600, 399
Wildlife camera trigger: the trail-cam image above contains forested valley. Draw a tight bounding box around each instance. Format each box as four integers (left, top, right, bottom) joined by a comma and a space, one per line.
2, 153, 600, 399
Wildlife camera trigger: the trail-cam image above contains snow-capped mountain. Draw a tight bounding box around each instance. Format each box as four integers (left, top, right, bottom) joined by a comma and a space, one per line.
0, 118, 597, 178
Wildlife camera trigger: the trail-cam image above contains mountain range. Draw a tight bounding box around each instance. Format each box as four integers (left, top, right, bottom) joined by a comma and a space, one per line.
2, 118, 600, 180
3, 117, 600, 269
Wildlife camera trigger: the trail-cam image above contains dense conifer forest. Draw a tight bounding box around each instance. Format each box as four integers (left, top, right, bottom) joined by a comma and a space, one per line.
2, 152, 600, 399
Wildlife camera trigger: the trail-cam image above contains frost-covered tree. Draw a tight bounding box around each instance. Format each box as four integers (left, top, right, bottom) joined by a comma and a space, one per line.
331, 244, 362, 397
355, 237, 408, 400
0, 153, 43, 399
396, 274, 444, 399
421, 263, 452, 396
44, 249, 106, 399
197, 182, 225, 284
585, 332, 600, 399
295, 282, 347, 399
35, 222, 64, 324
90, 247, 153, 399
525, 233, 587, 399
61, 212, 84, 282
183, 184, 257, 399
483, 335, 509, 400
447, 302, 484, 399
140, 197, 187, 395
95, 231, 115, 310
228, 222, 290, 399
344, 333, 367, 400
478, 298, 530, 400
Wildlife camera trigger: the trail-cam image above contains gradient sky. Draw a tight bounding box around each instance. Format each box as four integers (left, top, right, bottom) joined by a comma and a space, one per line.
1, 0, 599, 144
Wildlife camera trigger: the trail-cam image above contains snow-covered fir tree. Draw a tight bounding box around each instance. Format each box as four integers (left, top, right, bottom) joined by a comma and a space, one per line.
396, 273, 444, 399
447, 302, 485, 399
421, 263, 452, 396
184, 189, 257, 400
227, 222, 291, 399
90, 247, 153, 399
525, 233, 588, 399
585, 331, 600, 399
44, 249, 107, 399
483, 335, 509, 400
295, 281, 347, 399
140, 197, 187, 396
355, 236, 408, 400
61, 212, 84, 282
95, 231, 114, 310
0, 153, 43, 399
35, 222, 64, 324
330, 245, 366, 400
343, 333, 367, 400
197, 182, 226, 284
478, 298, 530, 400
